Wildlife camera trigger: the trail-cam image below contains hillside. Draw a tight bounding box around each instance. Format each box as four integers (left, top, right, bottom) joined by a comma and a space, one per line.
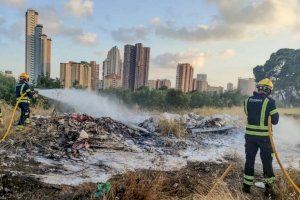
253, 49, 300, 106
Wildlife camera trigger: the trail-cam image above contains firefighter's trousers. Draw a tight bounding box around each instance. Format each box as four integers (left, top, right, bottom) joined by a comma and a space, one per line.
244, 134, 275, 186
18, 102, 30, 125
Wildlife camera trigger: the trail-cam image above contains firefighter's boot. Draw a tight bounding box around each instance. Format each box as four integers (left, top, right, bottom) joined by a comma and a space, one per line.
264, 184, 277, 199
242, 183, 251, 194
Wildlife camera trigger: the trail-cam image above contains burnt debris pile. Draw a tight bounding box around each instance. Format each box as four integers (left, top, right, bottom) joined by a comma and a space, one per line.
0, 113, 236, 162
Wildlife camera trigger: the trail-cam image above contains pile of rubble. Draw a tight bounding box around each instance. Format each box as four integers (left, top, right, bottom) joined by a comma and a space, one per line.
0, 112, 241, 187
1, 114, 184, 161
0, 113, 237, 162
140, 112, 234, 134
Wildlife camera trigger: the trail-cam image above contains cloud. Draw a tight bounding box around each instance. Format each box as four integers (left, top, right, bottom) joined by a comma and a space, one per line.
153, 0, 300, 42
153, 20, 244, 42
39, 7, 98, 46
0, 16, 23, 40
152, 49, 208, 69
64, 0, 94, 17
150, 17, 161, 26
76, 32, 97, 46
111, 26, 149, 43
220, 49, 236, 58
0, 0, 24, 7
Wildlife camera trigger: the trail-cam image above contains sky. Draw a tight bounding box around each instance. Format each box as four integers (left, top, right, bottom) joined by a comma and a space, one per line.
0, 0, 300, 88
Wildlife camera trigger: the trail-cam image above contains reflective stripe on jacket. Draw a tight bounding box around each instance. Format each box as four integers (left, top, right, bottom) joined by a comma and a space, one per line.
244, 92, 279, 136
15, 82, 32, 103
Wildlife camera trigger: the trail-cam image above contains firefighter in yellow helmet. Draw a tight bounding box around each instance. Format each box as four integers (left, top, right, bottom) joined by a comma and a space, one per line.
243, 78, 279, 198
15, 73, 34, 131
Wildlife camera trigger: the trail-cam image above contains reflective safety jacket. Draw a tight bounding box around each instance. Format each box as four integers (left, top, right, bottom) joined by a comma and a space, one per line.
15, 81, 33, 103
244, 92, 279, 136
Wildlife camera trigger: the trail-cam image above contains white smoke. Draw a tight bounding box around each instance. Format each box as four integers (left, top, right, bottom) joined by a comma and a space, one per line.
272, 116, 300, 167
38, 89, 149, 123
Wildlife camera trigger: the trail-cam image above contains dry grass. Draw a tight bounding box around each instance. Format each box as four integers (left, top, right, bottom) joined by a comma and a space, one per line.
275, 168, 300, 200
31, 104, 53, 116
278, 108, 300, 122
107, 161, 300, 200
278, 108, 300, 116
193, 106, 244, 117
157, 119, 187, 138
0, 102, 17, 136
107, 162, 249, 200
0, 101, 53, 138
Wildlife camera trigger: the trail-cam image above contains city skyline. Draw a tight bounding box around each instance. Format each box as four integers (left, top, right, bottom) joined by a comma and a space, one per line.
1, 0, 300, 88
25, 9, 51, 84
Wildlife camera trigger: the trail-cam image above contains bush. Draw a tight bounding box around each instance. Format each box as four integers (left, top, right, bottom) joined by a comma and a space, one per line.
0, 73, 16, 105
101, 87, 245, 111
36, 74, 61, 89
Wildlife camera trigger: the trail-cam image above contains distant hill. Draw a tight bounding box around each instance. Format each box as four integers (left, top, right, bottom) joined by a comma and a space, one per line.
253, 48, 300, 107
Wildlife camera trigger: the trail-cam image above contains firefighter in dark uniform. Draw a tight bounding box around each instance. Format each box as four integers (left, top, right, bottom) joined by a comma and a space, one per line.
15, 73, 34, 131
243, 78, 279, 198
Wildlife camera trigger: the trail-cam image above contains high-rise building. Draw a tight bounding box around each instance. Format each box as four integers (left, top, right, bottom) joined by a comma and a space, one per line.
176, 63, 194, 93
193, 79, 208, 92
197, 74, 207, 81
103, 46, 122, 89
33, 24, 42, 82
147, 80, 157, 89
60, 62, 72, 88
25, 9, 38, 82
156, 79, 171, 89
123, 43, 150, 91
103, 46, 122, 76
60, 61, 99, 90
238, 78, 255, 96
227, 82, 234, 91
25, 9, 51, 83
90, 61, 100, 90
103, 74, 122, 89
41, 35, 51, 77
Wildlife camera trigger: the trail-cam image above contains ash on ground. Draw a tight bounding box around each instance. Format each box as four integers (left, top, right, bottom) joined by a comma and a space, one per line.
0, 113, 242, 186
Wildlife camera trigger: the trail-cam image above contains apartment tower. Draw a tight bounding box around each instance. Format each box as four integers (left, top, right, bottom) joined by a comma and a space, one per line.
90, 61, 100, 90
60, 61, 99, 90
25, 9, 38, 82
41, 35, 51, 76
33, 24, 42, 82
123, 43, 150, 91
102, 46, 122, 89
60, 62, 72, 88
25, 9, 52, 83
176, 63, 194, 93
156, 79, 171, 89
237, 78, 255, 96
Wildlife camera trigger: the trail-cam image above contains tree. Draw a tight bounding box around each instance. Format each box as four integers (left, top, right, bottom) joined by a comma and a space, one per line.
36, 74, 61, 89
0, 73, 16, 105
165, 89, 189, 109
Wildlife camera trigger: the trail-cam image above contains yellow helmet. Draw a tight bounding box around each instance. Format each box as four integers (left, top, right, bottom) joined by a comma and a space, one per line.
258, 78, 273, 90
19, 72, 29, 80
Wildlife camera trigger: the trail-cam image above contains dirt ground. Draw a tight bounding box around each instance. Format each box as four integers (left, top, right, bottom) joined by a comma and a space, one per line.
0, 160, 299, 200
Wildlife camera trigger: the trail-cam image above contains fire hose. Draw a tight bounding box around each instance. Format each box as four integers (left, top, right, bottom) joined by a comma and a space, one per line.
268, 117, 300, 194
0, 92, 27, 142
208, 117, 300, 196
